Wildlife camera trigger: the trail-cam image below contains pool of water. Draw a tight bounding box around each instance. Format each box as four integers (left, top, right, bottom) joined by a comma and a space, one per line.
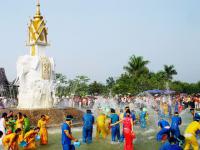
26, 126, 162, 150
20, 110, 198, 150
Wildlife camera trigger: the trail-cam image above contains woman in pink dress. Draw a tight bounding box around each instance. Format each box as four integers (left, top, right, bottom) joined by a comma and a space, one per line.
111, 109, 135, 150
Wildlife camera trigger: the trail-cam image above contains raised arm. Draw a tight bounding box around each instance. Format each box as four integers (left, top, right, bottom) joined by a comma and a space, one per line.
110, 119, 123, 126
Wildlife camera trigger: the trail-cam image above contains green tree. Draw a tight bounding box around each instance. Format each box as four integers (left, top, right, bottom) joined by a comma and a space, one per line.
123, 55, 150, 77
88, 81, 106, 95
164, 65, 177, 80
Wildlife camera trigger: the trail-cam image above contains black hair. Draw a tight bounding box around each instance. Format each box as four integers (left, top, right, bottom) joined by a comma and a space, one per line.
34, 127, 40, 131
23, 114, 27, 118
86, 110, 92, 114
15, 128, 22, 134
66, 115, 73, 121
174, 112, 179, 115
41, 115, 45, 118
126, 108, 131, 115
110, 108, 115, 113
2, 112, 7, 118
0, 130, 3, 138
125, 106, 129, 109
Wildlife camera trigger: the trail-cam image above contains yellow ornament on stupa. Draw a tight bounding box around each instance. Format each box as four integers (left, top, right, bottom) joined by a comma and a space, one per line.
28, 0, 48, 56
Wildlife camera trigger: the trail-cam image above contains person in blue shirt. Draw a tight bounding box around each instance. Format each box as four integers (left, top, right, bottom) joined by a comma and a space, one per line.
160, 136, 183, 150
61, 115, 78, 150
170, 112, 182, 138
140, 107, 147, 129
82, 109, 94, 144
157, 119, 171, 142
109, 108, 120, 143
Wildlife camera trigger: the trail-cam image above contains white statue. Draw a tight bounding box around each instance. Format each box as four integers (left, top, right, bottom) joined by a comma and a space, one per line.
16, 1, 56, 109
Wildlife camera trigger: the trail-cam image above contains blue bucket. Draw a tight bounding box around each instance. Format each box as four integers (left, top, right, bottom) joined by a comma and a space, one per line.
74, 141, 81, 147
35, 135, 41, 141
20, 141, 27, 147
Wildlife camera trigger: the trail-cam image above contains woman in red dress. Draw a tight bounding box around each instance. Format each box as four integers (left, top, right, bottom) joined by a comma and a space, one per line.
111, 109, 135, 150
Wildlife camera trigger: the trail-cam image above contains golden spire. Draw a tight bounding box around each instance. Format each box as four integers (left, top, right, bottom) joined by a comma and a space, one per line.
34, 0, 43, 19
28, 0, 48, 56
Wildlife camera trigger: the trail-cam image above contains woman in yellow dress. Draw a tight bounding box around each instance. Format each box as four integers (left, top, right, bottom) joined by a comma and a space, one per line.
2, 128, 22, 150
23, 127, 40, 150
37, 115, 50, 145
96, 113, 107, 139
15, 112, 24, 144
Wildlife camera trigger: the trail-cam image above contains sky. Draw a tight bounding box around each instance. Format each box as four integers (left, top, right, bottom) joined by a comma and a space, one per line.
0, 0, 200, 83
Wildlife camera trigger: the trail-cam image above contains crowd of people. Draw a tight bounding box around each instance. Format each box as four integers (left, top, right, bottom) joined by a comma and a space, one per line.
61, 105, 200, 150
0, 111, 50, 150
0, 93, 199, 150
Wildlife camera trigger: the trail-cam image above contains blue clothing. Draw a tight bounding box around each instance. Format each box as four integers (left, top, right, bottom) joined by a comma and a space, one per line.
62, 144, 75, 150
160, 142, 182, 150
110, 113, 120, 141
82, 113, 94, 129
111, 126, 120, 142
158, 120, 170, 129
160, 142, 170, 150
171, 116, 182, 138
157, 120, 170, 141
61, 123, 71, 145
82, 113, 94, 143
140, 111, 147, 128
110, 114, 120, 127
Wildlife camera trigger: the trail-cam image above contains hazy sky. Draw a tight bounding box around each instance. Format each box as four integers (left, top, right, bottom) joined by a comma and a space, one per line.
0, 0, 200, 83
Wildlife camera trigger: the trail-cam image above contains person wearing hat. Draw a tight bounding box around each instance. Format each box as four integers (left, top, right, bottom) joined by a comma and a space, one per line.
184, 112, 200, 150
170, 112, 182, 138
61, 115, 78, 150
82, 110, 94, 144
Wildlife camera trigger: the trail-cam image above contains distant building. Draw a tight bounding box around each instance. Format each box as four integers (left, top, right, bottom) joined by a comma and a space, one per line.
0, 68, 10, 97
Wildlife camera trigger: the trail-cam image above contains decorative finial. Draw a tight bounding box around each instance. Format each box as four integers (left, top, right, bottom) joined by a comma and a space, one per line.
35, 0, 41, 17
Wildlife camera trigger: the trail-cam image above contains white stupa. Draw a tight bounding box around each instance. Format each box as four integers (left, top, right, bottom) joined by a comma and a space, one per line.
16, 1, 56, 109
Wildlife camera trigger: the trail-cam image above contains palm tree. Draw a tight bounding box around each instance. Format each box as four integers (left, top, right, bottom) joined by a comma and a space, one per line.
164, 65, 177, 80
123, 55, 150, 77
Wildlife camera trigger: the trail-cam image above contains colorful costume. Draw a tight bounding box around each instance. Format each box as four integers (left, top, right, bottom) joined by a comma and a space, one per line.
121, 112, 136, 142
157, 120, 170, 141
123, 117, 135, 150
96, 114, 107, 139
82, 113, 94, 143
140, 111, 146, 128
110, 113, 120, 142
170, 115, 182, 138
37, 115, 49, 145
16, 117, 24, 144
61, 122, 75, 150
2, 133, 19, 150
24, 117, 30, 133
184, 121, 200, 150
23, 130, 37, 149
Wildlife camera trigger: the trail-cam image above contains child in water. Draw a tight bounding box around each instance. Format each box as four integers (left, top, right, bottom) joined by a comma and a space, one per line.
111, 108, 135, 150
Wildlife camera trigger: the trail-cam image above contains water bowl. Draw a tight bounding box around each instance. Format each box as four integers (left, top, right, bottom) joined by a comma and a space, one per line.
74, 141, 81, 147
20, 141, 27, 147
